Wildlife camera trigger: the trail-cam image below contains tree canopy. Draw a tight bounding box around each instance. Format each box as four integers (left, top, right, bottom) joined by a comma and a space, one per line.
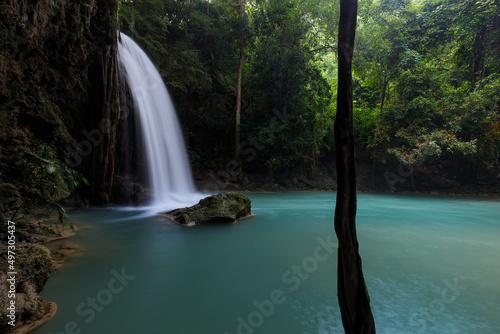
118, 0, 500, 185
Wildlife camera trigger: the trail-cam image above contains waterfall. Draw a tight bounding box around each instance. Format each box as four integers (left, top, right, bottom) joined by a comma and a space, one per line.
117, 33, 202, 212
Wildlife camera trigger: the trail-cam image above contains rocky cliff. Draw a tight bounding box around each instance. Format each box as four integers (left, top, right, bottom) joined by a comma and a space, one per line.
0, 0, 119, 332
0, 0, 120, 209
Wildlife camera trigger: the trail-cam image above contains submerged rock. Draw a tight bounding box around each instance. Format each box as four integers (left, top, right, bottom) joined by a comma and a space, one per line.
165, 192, 252, 226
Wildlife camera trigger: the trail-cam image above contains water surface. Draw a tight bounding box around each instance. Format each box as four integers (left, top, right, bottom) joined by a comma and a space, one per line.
33, 193, 500, 334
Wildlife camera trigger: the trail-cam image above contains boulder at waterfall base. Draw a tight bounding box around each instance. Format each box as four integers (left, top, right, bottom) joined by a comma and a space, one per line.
165, 193, 252, 226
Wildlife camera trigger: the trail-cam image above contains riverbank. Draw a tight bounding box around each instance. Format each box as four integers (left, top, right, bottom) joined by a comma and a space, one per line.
0, 210, 81, 334
193, 154, 500, 196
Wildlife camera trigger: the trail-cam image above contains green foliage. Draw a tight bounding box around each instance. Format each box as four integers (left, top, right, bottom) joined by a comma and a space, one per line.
451, 0, 500, 86
237, 0, 335, 168
117, 0, 500, 179
24, 145, 88, 204
351, 0, 500, 177
388, 130, 477, 166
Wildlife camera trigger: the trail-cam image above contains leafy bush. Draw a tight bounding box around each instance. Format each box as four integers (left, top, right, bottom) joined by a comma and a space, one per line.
24, 145, 88, 204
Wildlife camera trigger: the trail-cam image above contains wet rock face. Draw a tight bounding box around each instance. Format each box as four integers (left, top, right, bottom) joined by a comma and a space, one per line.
0, 183, 22, 214
0, 0, 118, 192
111, 176, 150, 206
165, 192, 252, 226
0, 1, 119, 332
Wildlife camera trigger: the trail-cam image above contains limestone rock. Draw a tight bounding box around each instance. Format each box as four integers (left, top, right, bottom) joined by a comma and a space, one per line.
0, 243, 53, 332
165, 192, 252, 226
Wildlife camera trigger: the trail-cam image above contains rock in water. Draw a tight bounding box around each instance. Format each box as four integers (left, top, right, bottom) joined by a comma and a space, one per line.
165, 192, 252, 226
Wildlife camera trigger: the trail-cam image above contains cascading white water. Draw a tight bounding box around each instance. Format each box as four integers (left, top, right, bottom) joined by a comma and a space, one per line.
117, 33, 202, 212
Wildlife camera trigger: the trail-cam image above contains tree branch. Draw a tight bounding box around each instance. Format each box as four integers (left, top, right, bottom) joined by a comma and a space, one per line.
308, 45, 337, 54
225, 4, 241, 12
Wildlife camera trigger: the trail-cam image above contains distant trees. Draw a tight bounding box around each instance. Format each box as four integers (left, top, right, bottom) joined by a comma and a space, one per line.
246, 0, 334, 169
225, 0, 246, 161
352, 0, 500, 182
118, 0, 335, 169
118, 0, 500, 182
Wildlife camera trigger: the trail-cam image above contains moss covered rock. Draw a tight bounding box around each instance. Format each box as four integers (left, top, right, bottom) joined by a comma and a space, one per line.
0, 243, 53, 332
165, 192, 252, 226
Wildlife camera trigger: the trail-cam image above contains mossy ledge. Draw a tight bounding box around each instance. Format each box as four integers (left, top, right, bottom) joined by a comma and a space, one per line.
0, 215, 78, 334
164, 192, 252, 226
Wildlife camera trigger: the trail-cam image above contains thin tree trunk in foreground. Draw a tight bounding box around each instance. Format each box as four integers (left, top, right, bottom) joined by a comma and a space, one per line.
234, 0, 245, 161
334, 0, 376, 333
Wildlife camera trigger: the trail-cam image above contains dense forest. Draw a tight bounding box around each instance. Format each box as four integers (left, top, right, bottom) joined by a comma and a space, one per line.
1, 1, 499, 333
0, 0, 499, 214
118, 0, 500, 193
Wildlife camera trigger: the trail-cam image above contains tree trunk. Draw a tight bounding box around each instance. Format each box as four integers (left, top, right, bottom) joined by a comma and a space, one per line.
379, 80, 388, 113
334, 0, 376, 333
472, 25, 487, 89
130, 0, 137, 39
234, 0, 245, 161
276, 21, 286, 111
